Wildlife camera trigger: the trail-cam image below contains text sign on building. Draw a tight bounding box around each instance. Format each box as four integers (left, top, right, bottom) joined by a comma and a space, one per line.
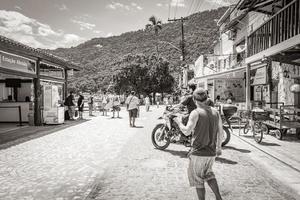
0, 51, 36, 74
250, 66, 267, 85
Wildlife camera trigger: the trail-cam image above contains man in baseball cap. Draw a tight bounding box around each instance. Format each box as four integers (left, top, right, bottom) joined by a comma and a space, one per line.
174, 87, 224, 200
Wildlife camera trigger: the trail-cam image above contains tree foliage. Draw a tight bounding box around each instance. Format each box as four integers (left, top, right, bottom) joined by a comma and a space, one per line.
49, 7, 228, 92
112, 54, 174, 96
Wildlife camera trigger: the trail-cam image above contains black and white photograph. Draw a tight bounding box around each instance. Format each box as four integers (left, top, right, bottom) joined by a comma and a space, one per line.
0, 0, 300, 199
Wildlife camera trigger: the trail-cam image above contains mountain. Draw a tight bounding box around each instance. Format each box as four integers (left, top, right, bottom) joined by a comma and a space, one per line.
50, 7, 228, 92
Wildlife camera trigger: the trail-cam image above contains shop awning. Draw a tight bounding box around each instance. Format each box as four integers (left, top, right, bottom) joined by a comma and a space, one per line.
195, 66, 246, 81
0, 35, 81, 71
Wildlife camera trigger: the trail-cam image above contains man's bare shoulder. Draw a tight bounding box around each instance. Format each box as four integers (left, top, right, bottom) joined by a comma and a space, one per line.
190, 109, 199, 120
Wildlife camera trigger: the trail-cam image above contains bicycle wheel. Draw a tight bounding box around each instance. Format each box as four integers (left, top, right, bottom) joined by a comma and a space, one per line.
243, 121, 251, 134
275, 129, 286, 140
253, 122, 263, 143
261, 124, 269, 135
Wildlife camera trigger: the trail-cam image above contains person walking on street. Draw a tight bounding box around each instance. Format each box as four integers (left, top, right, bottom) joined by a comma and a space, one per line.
112, 94, 121, 118
88, 93, 94, 116
125, 91, 139, 127
102, 91, 108, 116
77, 92, 84, 119
174, 88, 223, 200
65, 91, 76, 120
145, 95, 150, 112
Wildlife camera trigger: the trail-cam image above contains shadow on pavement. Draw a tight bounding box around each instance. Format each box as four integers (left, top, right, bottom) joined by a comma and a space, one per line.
223, 146, 251, 153
107, 117, 123, 119
259, 141, 281, 146
132, 126, 144, 128
240, 135, 254, 139
281, 135, 300, 143
215, 157, 238, 165
0, 119, 90, 150
159, 149, 188, 158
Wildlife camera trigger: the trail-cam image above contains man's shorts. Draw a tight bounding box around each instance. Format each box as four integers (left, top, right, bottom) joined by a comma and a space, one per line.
128, 108, 138, 118
187, 155, 215, 188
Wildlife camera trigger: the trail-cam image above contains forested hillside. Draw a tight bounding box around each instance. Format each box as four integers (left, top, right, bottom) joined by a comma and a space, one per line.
50, 7, 228, 92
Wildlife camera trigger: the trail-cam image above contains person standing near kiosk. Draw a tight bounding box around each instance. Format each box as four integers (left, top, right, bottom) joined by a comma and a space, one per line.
65, 91, 76, 120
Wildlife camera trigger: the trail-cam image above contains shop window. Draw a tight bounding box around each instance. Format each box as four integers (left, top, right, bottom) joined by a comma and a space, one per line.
40, 63, 65, 79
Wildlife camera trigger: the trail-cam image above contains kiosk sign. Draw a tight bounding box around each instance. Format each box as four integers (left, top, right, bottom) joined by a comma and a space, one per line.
250, 66, 267, 85
0, 51, 36, 74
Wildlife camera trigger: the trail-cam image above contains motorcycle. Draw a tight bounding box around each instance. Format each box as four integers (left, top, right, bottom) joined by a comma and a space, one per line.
151, 105, 235, 150
151, 106, 191, 150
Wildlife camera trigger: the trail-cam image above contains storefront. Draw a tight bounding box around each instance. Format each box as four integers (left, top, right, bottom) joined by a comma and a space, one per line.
246, 60, 300, 109
195, 66, 247, 110
249, 62, 269, 105
0, 36, 80, 125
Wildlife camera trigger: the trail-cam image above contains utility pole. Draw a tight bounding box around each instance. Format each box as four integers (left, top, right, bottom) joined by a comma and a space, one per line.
168, 17, 188, 62
168, 17, 188, 90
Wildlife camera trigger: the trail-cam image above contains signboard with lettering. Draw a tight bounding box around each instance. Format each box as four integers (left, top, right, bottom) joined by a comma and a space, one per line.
0, 51, 36, 74
250, 66, 268, 85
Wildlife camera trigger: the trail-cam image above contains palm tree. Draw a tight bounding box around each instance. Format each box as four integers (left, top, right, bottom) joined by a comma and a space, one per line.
145, 15, 162, 57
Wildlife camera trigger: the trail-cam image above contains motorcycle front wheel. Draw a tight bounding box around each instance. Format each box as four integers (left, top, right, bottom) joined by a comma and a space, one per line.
222, 126, 231, 147
151, 123, 171, 150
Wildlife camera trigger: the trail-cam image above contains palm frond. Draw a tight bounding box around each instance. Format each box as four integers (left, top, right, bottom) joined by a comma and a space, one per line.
145, 24, 152, 30
149, 15, 157, 25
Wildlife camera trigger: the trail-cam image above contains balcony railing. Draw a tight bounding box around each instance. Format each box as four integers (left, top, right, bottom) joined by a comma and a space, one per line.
198, 54, 243, 75
247, 0, 300, 57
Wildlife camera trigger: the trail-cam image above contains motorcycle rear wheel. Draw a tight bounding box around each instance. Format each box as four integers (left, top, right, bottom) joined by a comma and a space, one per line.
151, 123, 171, 150
222, 126, 231, 147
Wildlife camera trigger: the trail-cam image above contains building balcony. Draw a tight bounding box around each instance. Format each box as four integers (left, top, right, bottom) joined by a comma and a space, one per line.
194, 54, 245, 78
247, 0, 300, 64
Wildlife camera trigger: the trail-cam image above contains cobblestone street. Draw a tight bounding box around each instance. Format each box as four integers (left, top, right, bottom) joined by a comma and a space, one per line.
0, 107, 299, 200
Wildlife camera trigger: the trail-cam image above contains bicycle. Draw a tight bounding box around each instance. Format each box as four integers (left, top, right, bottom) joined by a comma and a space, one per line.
242, 109, 269, 143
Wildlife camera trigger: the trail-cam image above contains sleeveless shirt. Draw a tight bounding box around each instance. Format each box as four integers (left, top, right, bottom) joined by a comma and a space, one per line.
190, 107, 220, 157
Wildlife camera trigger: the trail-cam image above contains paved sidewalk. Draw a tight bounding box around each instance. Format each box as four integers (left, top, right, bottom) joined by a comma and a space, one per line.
232, 128, 300, 197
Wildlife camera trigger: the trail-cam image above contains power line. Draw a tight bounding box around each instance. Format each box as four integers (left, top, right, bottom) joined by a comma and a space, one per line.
186, 0, 196, 16
174, 0, 179, 18
168, 0, 172, 19
195, 0, 205, 14
191, 0, 201, 14
168, 17, 189, 61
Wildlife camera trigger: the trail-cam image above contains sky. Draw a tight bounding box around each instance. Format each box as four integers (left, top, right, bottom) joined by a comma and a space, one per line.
0, 0, 235, 49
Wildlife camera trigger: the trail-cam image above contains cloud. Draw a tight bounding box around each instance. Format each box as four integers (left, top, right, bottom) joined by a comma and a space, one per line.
106, 2, 125, 10
136, 6, 143, 10
71, 19, 96, 30
57, 4, 68, 11
60, 34, 84, 46
171, 0, 185, 7
0, 10, 85, 49
38, 24, 61, 36
0, 10, 60, 36
93, 30, 103, 34
106, 32, 113, 37
106, 2, 143, 11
